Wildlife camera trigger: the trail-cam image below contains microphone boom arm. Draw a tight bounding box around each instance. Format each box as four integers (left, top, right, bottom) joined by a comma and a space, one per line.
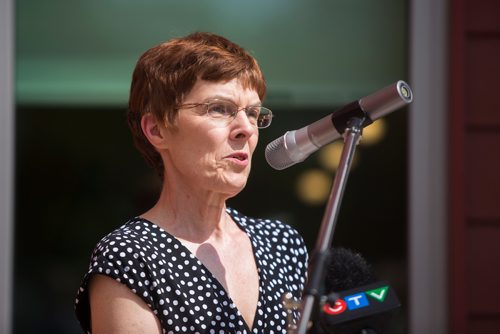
293, 117, 365, 334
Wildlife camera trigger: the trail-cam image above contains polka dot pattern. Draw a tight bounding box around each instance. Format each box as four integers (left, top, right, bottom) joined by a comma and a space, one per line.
75, 208, 308, 333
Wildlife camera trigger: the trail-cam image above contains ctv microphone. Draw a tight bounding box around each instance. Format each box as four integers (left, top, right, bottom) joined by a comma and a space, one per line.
265, 80, 413, 170
313, 248, 401, 334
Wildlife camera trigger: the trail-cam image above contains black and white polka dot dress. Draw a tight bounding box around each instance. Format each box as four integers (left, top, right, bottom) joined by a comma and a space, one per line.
75, 208, 308, 333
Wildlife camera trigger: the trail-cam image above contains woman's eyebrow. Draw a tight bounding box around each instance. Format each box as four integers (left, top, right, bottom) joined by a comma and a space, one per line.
202, 95, 233, 102
203, 95, 262, 106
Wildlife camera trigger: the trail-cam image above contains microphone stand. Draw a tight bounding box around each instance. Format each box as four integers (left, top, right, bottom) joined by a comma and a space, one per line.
293, 117, 365, 334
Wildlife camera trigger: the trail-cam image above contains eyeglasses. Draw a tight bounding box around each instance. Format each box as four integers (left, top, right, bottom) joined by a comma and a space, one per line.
177, 99, 273, 129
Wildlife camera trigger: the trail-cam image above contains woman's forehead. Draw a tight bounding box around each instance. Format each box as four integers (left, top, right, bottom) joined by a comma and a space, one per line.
184, 78, 260, 103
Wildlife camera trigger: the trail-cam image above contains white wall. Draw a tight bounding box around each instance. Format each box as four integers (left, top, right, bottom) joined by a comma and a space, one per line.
409, 0, 448, 333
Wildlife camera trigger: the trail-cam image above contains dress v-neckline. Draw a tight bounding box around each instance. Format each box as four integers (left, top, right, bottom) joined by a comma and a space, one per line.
136, 213, 263, 332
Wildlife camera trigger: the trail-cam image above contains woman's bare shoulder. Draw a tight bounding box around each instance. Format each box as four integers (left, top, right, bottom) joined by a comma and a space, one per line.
88, 274, 163, 334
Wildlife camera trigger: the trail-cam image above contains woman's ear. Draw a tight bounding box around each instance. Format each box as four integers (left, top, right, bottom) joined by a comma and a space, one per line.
141, 113, 168, 149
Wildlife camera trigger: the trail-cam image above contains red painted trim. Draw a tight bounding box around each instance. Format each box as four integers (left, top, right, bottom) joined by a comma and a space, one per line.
448, 0, 468, 332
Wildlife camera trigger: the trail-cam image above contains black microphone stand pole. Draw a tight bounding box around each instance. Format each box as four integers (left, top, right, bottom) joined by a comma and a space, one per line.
293, 117, 365, 334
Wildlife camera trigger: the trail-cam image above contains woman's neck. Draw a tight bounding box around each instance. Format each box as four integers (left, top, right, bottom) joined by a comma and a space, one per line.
140, 180, 235, 244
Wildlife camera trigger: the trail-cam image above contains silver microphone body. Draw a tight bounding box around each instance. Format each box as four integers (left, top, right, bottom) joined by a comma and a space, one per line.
265, 80, 413, 170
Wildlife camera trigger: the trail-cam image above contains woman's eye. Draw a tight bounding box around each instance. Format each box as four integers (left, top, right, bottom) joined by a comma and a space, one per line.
208, 102, 235, 117
246, 107, 260, 120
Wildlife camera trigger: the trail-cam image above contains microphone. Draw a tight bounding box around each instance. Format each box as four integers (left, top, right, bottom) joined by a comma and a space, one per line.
265, 80, 413, 170
313, 248, 401, 334
324, 247, 376, 293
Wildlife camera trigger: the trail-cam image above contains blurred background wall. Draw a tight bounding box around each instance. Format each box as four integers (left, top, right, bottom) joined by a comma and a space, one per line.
1, 0, 15, 333
12, 1, 409, 333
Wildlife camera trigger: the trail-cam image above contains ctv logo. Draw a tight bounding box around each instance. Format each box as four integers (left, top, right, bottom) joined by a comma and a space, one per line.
323, 286, 389, 315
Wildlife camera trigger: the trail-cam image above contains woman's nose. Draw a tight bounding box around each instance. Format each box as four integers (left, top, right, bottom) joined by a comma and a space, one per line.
230, 110, 257, 138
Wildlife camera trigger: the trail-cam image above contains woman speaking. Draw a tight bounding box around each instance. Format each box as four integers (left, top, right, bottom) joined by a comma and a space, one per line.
75, 32, 308, 334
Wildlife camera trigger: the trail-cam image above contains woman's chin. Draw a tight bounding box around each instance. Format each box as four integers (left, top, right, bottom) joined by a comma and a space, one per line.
218, 178, 248, 198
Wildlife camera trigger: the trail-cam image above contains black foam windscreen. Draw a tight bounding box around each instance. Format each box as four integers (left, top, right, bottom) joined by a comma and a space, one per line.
325, 247, 376, 293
